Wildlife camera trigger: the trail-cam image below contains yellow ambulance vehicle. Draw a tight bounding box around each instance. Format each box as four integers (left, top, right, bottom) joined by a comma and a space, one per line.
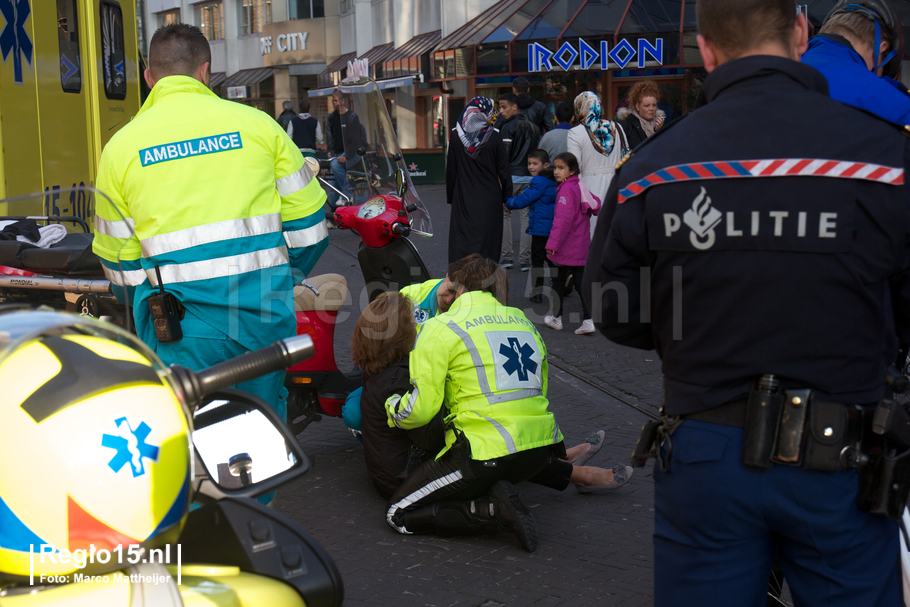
0, 0, 142, 220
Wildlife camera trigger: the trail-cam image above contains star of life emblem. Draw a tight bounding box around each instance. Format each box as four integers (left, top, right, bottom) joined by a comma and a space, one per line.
486, 332, 542, 391
101, 417, 160, 478
414, 307, 430, 324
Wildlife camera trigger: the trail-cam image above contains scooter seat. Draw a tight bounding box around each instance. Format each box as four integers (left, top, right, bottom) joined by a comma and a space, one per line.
294, 274, 348, 312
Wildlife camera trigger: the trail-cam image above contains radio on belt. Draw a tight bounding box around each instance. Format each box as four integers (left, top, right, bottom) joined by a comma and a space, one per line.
149, 264, 185, 343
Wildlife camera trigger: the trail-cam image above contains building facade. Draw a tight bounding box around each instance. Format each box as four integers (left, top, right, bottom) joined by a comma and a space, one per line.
142, 0, 342, 119
141, 1, 910, 184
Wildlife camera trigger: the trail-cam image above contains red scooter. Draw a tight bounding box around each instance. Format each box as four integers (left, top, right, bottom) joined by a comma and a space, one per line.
285, 166, 432, 435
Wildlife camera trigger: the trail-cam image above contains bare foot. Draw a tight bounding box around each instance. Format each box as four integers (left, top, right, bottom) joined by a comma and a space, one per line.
569, 465, 615, 487
563, 443, 590, 464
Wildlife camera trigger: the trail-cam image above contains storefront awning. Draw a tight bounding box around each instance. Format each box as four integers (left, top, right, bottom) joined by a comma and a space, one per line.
307, 75, 419, 97
437, 0, 528, 51
359, 42, 395, 66
381, 30, 441, 78
317, 52, 358, 88
209, 72, 226, 88
223, 67, 273, 87
384, 30, 442, 63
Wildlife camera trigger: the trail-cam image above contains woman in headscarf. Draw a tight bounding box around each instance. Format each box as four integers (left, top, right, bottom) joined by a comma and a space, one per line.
566, 92, 627, 239
447, 97, 512, 264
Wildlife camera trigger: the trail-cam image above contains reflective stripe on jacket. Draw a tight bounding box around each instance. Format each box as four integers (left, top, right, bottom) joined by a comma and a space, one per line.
92, 76, 327, 351
385, 291, 562, 461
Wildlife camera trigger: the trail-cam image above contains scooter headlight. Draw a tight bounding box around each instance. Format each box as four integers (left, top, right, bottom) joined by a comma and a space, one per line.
357, 196, 387, 219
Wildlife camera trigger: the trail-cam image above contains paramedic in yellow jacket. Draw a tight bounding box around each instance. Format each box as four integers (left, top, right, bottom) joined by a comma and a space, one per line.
384, 256, 562, 552
92, 24, 328, 422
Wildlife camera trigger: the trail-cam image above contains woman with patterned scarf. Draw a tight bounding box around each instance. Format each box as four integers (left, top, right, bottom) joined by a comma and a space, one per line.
446, 97, 512, 264
566, 91, 628, 239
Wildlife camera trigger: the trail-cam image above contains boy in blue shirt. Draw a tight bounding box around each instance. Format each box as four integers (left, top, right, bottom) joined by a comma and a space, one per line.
506, 149, 557, 303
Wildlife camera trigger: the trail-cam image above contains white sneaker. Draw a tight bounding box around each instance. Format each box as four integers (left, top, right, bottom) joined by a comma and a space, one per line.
544, 315, 563, 331
575, 319, 595, 335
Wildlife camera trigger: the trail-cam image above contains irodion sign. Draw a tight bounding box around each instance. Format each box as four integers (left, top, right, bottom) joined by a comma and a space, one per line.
528, 38, 663, 72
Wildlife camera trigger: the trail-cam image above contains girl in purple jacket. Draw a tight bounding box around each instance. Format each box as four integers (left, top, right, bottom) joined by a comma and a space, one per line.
545, 152, 601, 335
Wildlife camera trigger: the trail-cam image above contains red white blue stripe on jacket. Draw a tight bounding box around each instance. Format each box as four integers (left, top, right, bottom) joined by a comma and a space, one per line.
618, 159, 905, 204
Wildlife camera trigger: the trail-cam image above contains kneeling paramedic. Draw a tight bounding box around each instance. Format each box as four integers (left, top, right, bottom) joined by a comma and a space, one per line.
384, 256, 563, 552
92, 24, 328, 423
583, 1, 910, 605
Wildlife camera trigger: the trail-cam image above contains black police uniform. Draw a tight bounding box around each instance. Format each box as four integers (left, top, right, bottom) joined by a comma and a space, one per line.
584, 55, 909, 607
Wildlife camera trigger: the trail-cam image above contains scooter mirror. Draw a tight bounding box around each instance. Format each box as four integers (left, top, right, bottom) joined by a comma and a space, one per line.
192, 388, 310, 500
395, 168, 407, 199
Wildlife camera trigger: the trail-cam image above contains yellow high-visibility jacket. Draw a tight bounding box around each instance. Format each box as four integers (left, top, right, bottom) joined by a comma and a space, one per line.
91, 75, 327, 351
386, 290, 562, 461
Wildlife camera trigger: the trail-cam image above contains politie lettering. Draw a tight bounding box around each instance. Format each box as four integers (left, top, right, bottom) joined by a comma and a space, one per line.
663, 210, 838, 239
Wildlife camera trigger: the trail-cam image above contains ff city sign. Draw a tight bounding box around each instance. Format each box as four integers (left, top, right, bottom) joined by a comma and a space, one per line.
527, 38, 663, 72
259, 20, 327, 67
261, 32, 309, 55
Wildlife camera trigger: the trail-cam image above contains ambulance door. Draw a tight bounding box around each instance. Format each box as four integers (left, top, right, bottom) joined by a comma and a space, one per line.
33, 0, 94, 221
88, 0, 140, 154
0, 0, 43, 208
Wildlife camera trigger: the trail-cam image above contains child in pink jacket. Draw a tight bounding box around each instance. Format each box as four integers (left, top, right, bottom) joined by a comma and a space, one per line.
545, 152, 601, 335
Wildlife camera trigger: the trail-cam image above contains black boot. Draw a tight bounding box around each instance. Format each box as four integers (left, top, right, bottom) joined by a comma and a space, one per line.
482, 481, 538, 552
394, 500, 499, 536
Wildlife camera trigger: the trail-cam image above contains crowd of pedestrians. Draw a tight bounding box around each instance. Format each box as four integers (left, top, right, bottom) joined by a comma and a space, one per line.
447, 84, 663, 334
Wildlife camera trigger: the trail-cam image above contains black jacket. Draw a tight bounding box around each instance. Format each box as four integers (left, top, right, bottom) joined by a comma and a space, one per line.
361, 358, 446, 499
517, 93, 550, 134
277, 109, 297, 131
326, 109, 364, 157
498, 113, 541, 177
619, 113, 648, 151
585, 55, 910, 415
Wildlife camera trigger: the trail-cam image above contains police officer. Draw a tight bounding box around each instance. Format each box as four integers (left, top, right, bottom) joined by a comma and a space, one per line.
93, 24, 328, 422
801, 0, 910, 124
583, 0, 909, 605
384, 256, 563, 552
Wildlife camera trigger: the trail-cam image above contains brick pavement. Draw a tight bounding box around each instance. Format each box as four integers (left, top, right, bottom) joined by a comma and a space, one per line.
276, 185, 662, 606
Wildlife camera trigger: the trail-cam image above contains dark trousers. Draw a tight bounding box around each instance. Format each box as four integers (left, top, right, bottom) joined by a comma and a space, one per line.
529, 235, 549, 295
552, 263, 589, 319
654, 420, 901, 607
386, 443, 550, 534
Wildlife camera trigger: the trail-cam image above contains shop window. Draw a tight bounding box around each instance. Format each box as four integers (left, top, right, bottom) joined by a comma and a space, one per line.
433, 52, 444, 80
157, 8, 178, 28
197, 2, 224, 41
476, 44, 509, 75
240, 0, 272, 36
56, 0, 81, 93
455, 47, 474, 78
290, 0, 325, 19
426, 96, 444, 149
101, 1, 126, 100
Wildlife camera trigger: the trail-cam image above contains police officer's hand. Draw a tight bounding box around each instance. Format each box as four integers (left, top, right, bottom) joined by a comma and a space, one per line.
338, 155, 347, 164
